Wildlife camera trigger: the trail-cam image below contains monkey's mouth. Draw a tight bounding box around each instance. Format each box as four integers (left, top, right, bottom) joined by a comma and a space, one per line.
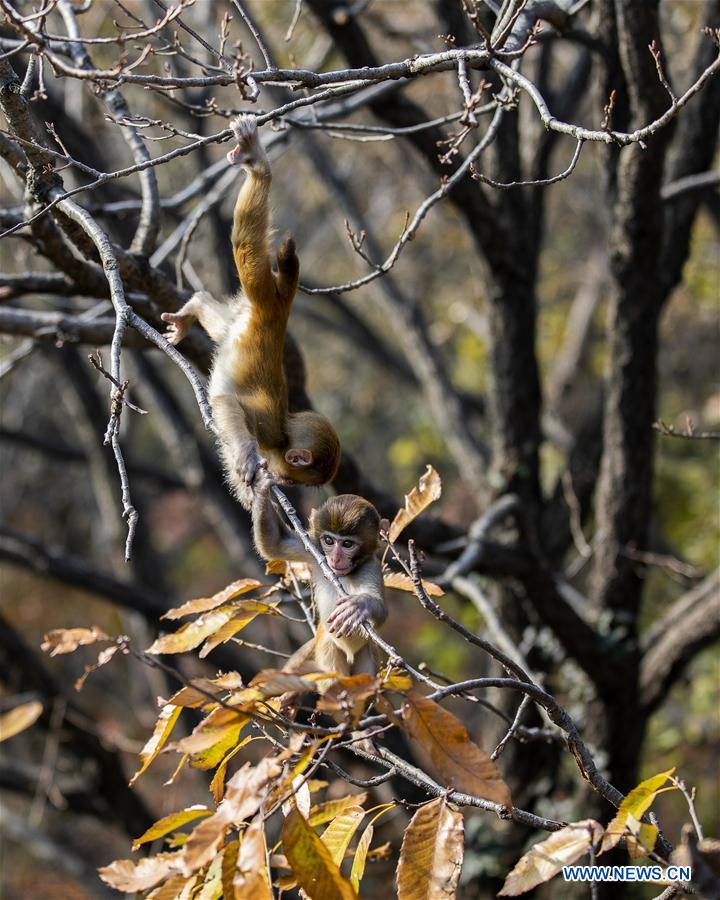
330, 563, 353, 576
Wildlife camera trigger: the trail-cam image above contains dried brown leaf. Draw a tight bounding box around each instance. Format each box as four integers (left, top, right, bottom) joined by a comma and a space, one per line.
130, 704, 183, 786
397, 797, 464, 900
499, 820, 603, 896
161, 579, 264, 620
388, 466, 442, 543
181, 756, 281, 875
234, 814, 273, 900
98, 853, 182, 893
41, 626, 110, 656
384, 571, 444, 597
147, 607, 237, 655
0, 700, 43, 742
401, 691, 511, 807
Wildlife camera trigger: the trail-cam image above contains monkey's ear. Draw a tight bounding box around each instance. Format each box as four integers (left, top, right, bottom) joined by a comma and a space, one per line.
285, 448, 314, 468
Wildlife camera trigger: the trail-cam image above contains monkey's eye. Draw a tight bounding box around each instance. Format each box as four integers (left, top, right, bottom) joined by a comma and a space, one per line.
341, 539, 354, 549
322, 535, 334, 546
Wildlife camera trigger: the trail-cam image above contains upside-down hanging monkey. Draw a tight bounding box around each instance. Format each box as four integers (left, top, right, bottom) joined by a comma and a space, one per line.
161, 115, 341, 506
252, 483, 388, 677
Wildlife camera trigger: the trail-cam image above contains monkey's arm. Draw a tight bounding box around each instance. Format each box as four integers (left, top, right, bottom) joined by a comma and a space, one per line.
252, 482, 312, 564
161, 291, 232, 345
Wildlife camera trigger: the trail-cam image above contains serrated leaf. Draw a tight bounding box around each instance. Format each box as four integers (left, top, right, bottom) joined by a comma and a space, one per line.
199, 601, 279, 658
499, 820, 603, 896
162, 579, 264, 620
282, 806, 358, 899
309, 793, 368, 827
321, 807, 365, 866
0, 700, 43, 742
130, 704, 182, 786
388, 466, 442, 543
383, 571, 444, 597
397, 797, 464, 900
234, 813, 273, 900
350, 823, 373, 893
41, 626, 110, 656
133, 806, 213, 850
98, 852, 182, 893
601, 768, 676, 854
147, 607, 237, 655
401, 691, 511, 807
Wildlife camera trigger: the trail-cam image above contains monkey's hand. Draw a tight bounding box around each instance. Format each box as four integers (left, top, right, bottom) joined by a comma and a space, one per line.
160, 311, 194, 345
231, 439, 265, 487
226, 114, 268, 171
327, 593, 382, 639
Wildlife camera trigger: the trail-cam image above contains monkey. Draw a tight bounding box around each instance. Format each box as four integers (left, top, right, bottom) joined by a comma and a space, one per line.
252, 483, 388, 678
161, 115, 341, 505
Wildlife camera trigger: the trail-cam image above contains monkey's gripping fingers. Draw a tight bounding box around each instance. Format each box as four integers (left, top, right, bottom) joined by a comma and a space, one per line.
160, 312, 193, 345
234, 440, 264, 487
226, 114, 268, 170
327, 595, 374, 638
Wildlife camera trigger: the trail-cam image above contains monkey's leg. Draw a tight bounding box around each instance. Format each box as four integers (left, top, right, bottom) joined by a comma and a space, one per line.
228, 116, 276, 304
161, 291, 231, 345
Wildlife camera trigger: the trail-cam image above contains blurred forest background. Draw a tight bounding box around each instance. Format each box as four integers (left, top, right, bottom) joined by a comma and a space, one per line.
0, 0, 718, 897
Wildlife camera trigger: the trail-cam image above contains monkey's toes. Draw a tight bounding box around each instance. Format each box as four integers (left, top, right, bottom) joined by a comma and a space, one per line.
229, 114, 257, 141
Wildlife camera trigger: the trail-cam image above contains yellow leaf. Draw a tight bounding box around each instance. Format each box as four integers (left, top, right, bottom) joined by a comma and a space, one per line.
98, 853, 182, 893
282, 806, 358, 899
0, 700, 43, 742
397, 797, 464, 900
41, 626, 110, 656
210, 737, 252, 804
383, 571, 444, 597
234, 814, 273, 900
499, 820, 603, 896
321, 807, 365, 866
162, 579, 264, 620
133, 806, 213, 850
309, 793, 368, 827
130, 705, 183, 786
266, 559, 313, 581
166, 673, 244, 708
147, 607, 237, 655
181, 756, 281, 875
388, 466, 442, 543
146, 872, 196, 899
199, 602, 279, 658
350, 823, 373, 893
401, 691, 512, 807
381, 668, 414, 692
601, 768, 676, 854
221, 839, 239, 900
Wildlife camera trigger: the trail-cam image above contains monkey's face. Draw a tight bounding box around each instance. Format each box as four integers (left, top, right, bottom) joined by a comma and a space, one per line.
319, 531, 362, 577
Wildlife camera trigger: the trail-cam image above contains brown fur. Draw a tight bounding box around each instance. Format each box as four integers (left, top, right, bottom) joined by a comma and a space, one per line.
309, 494, 380, 554
164, 116, 341, 495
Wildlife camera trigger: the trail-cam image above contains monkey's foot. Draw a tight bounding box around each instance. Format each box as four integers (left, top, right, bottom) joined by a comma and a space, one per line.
226, 114, 266, 169
160, 311, 193, 345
